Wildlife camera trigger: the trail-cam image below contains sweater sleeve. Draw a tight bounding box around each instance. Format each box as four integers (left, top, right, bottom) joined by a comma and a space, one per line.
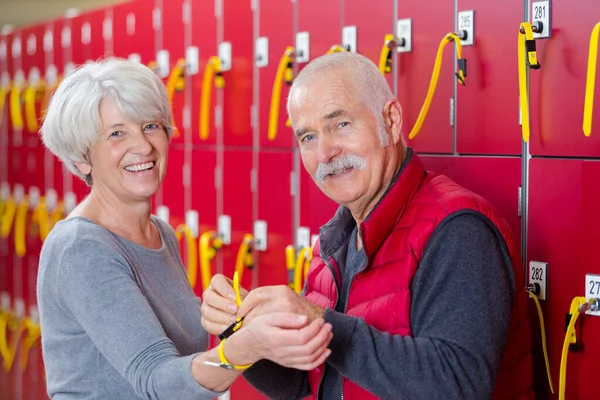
57, 239, 225, 400
322, 211, 516, 399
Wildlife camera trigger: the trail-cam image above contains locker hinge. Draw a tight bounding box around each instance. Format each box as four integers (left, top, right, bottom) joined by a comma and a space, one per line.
518, 185, 522, 217
449, 98, 455, 127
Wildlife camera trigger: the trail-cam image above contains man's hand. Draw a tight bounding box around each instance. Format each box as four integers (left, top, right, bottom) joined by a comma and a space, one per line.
201, 274, 248, 335
238, 285, 325, 326
230, 312, 333, 370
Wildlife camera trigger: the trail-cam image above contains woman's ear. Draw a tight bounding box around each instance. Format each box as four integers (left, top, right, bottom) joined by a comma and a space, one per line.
74, 161, 91, 175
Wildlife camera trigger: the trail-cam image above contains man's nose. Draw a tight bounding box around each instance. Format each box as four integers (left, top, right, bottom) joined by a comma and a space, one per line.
316, 134, 342, 164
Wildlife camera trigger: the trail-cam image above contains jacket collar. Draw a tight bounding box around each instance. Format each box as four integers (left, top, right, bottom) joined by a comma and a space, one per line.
319, 148, 426, 260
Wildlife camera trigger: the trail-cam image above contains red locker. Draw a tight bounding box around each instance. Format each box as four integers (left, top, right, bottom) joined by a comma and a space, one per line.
456, 0, 523, 155
396, 0, 455, 154
112, 0, 155, 63
161, 146, 186, 229
190, 0, 217, 147
257, 151, 294, 288
343, 0, 394, 87
527, 158, 600, 400
159, 0, 186, 145
528, 0, 600, 157
221, 150, 254, 287
87, 8, 111, 62
296, 0, 343, 233
222, 0, 254, 147
256, 0, 295, 148
190, 148, 218, 297
419, 156, 522, 248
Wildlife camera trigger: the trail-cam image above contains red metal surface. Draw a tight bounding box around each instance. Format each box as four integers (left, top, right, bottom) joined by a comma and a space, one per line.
527, 158, 600, 400
456, 0, 523, 155
161, 146, 186, 229
257, 150, 294, 288
222, 0, 254, 148
189, 148, 218, 297
257, 0, 295, 148
528, 0, 600, 157
190, 0, 217, 147
88, 9, 109, 62
160, 0, 186, 145
343, 0, 394, 88
419, 155, 522, 247
112, 0, 155, 63
397, 0, 454, 154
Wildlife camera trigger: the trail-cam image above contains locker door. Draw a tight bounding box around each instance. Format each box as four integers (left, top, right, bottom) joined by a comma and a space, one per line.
528, 0, 600, 157
112, 0, 155, 63
456, 0, 523, 155
396, 0, 455, 154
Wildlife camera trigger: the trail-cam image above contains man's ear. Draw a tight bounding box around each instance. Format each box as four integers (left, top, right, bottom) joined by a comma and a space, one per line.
383, 98, 403, 145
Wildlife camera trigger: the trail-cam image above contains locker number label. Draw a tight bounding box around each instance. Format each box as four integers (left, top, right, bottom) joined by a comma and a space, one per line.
457, 10, 474, 46
531, 1, 550, 39
585, 274, 600, 316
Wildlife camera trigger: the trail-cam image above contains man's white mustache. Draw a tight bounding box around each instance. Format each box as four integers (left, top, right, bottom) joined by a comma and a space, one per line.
315, 154, 366, 182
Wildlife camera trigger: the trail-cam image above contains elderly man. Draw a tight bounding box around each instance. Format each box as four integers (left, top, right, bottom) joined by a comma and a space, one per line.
202, 52, 534, 399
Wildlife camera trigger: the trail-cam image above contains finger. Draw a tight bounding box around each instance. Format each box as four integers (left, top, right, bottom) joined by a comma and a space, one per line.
290, 348, 332, 371
209, 274, 237, 301
200, 316, 232, 336
238, 286, 288, 317
201, 302, 239, 327
202, 287, 239, 314
272, 320, 331, 359
259, 312, 309, 330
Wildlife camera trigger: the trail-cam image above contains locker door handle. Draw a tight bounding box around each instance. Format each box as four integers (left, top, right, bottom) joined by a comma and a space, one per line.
326, 44, 348, 54
200, 56, 225, 140
583, 22, 600, 137
379, 34, 403, 75
268, 46, 295, 141
518, 22, 541, 143
24, 80, 45, 133
0, 85, 9, 128
175, 224, 199, 289
14, 196, 29, 257
19, 317, 40, 371
408, 33, 467, 140
0, 196, 16, 238
234, 233, 254, 283
166, 58, 187, 139
31, 196, 50, 242
199, 230, 223, 290
9, 82, 24, 130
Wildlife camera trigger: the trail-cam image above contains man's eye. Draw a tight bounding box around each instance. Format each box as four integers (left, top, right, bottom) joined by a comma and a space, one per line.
338, 122, 349, 129
301, 134, 315, 143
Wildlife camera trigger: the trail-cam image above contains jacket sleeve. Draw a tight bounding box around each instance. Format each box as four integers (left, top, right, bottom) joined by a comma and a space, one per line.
242, 360, 310, 400
323, 211, 516, 400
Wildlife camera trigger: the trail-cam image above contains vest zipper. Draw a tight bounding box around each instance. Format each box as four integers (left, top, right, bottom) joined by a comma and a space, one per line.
316, 251, 340, 400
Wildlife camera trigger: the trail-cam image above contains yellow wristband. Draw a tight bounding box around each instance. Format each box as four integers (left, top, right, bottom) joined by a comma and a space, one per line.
218, 338, 253, 370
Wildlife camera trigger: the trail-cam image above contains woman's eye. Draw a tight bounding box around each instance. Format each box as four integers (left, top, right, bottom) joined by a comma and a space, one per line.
109, 131, 123, 138
144, 123, 160, 132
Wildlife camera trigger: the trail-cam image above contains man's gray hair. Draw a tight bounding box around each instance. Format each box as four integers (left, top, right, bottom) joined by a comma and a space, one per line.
40, 58, 173, 185
286, 51, 395, 145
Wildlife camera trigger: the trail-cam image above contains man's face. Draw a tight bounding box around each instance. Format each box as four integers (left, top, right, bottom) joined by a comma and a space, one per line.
289, 74, 397, 210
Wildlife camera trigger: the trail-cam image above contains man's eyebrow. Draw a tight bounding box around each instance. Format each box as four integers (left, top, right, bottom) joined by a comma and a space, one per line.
323, 109, 348, 120
295, 127, 310, 138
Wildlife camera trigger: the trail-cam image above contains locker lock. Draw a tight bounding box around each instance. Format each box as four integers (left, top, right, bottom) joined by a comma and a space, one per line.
520, 21, 543, 35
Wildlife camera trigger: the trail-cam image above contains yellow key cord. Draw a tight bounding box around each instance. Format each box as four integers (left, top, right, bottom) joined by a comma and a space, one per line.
175, 224, 199, 289
526, 290, 554, 393
518, 22, 541, 142
200, 56, 225, 140
268, 46, 295, 141
408, 33, 467, 140
583, 22, 600, 136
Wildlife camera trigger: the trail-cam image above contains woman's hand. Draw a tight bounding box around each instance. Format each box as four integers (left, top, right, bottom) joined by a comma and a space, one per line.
201, 274, 248, 335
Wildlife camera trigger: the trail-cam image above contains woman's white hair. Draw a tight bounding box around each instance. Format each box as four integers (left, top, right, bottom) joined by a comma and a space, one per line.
40, 58, 173, 185
287, 51, 395, 146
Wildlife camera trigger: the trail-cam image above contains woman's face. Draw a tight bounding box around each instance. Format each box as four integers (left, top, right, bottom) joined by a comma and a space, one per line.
79, 98, 169, 204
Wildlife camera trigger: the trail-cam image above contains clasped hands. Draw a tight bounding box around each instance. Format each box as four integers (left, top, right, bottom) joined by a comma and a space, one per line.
201, 274, 332, 370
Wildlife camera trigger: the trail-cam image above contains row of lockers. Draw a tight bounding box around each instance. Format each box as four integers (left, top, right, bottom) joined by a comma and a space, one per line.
1, 0, 600, 399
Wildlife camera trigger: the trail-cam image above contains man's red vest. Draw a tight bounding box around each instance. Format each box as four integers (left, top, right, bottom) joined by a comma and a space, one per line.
304, 153, 534, 399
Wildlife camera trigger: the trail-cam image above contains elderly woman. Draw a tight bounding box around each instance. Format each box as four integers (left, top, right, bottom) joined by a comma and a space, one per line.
37, 58, 332, 400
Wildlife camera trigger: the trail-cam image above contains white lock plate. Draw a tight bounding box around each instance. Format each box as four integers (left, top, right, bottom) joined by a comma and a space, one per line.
255, 37, 269, 67
529, 261, 548, 301
44, 29, 53, 52
295, 31, 310, 63
28, 67, 41, 85
1, 292, 10, 310
342, 26, 357, 53
81, 22, 91, 45
46, 64, 58, 86
64, 191, 77, 213
27, 34, 36, 56
1, 182, 9, 200
457, 10, 475, 46
530, 1, 551, 39
156, 205, 169, 224
253, 220, 267, 251
46, 188, 58, 211
396, 19, 412, 53
218, 42, 232, 72
14, 184, 25, 203
156, 49, 170, 78
30, 305, 39, 324
103, 17, 113, 42
15, 298, 25, 318
585, 274, 600, 316
296, 227, 310, 249
61, 26, 71, 49
310, 234, 319, 248
218, 214, 231, 245
186, 46, 199, 75
128, 53, 141, 64
185, 209, 199, 238
28, 186, 41, 209
126, 13, 136, 36
12, 36, 22, 59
